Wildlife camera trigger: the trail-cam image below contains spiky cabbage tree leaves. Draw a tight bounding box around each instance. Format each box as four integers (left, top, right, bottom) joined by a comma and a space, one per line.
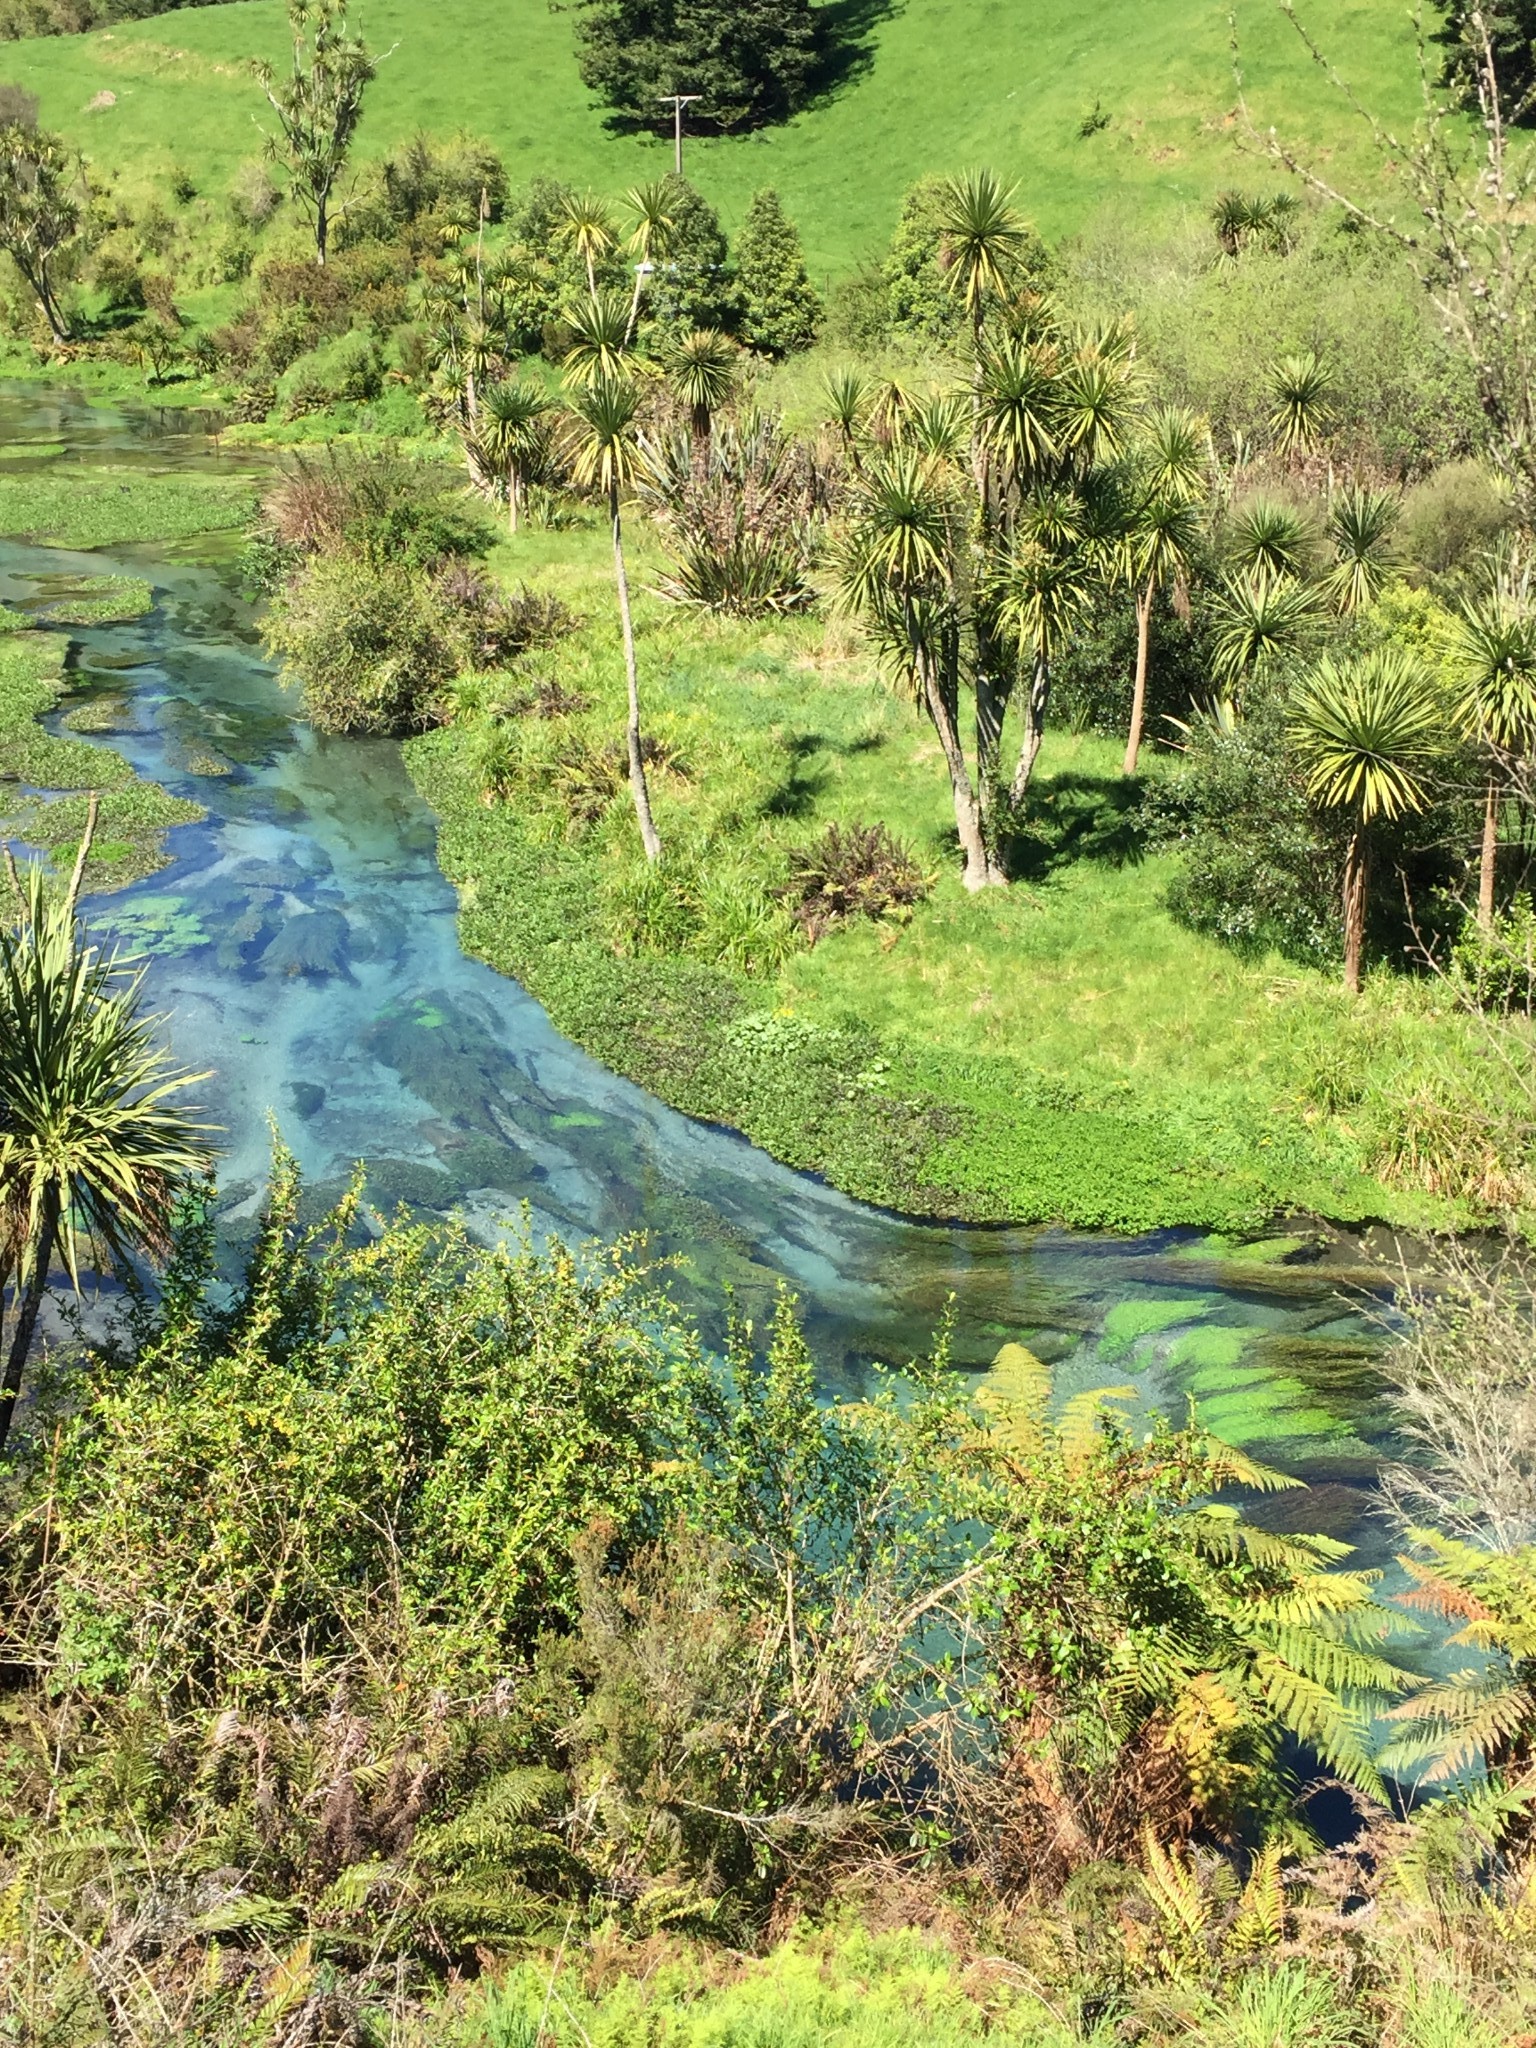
254, 0, 384, 267
566, 369, 662, 860
834, 448, 1002, 890
1289, 648, 1440, 992
0, 122, 81, 342
668, 325, 737, 484
1449, 590, 1536, 927
1267, 350, 1335, 457
1323, 486, 1402, 613
0, 829, 214, 1455
1122, 404, 1207, 774
935, 169, 1031, 335
475, 380, 553, 533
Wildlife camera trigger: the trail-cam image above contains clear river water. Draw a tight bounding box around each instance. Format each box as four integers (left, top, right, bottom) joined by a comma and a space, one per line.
0, 387, 1422, 1606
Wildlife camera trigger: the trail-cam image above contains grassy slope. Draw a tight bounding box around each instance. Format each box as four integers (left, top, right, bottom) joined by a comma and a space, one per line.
404, 516, 1502, 1237
3, 0, 1422, 273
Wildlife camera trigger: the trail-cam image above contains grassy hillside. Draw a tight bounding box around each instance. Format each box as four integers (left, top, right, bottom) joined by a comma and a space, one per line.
1, 0, 1424, 274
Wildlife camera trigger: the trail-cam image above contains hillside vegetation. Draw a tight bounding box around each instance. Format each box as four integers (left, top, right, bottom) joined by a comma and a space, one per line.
0, 0, 1425, 271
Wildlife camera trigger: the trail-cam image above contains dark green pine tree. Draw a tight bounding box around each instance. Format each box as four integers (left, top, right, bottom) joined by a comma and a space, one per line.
736, 187, 821, 355
574, 0, 823, 134
1438, 0, 1536, 121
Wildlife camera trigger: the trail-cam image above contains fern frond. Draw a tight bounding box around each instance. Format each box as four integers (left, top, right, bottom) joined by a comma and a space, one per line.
1256, 1622, 1407, 1696
1249, 1650, 1385, 1798
1200, 1436, 1304, 1493
976, 1341, 1051, 1457
1058, 1385, 1138, 1470
1227, 1841, 1287, 1953
1139, 1820, 1211, 1951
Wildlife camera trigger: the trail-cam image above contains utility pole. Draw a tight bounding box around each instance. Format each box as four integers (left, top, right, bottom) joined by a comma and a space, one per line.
656, 93, 702, 177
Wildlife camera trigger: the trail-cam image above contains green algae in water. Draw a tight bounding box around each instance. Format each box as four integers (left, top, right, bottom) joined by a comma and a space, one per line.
33, 575, 154, 627
0, 470, 257, 549
1161, 1325, 1350, 1445
1098, 1295, 1213, 1361
94, 894, 210, 956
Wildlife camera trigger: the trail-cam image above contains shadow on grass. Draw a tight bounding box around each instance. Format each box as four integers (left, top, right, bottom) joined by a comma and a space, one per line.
1001, 771, 1150, 882
806, 0, 904, 110
760, 729, 885, 818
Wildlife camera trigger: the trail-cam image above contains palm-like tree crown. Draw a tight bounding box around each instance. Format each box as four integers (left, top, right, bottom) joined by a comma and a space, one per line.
0, 857, 214, 1311
1324, 486, 1402, 613
668, 327, 737, 420
822, 365, 870, 444
1211, 570, 1318, 683
976, 331, 1060, 485
835, 447, 957, 609
566, 369, 641, 497
1289, 648, 1439, 823
1228, 495, 1314, 580
935, 169, 1029, 325
623, 179, 676, 262
557, 188, 616, 288
1450, 591, 1536, 753
561, 289, 633, 388
1267, 349, 1335, 455
478, 380, 551, 491
1137, 403, 1207, 504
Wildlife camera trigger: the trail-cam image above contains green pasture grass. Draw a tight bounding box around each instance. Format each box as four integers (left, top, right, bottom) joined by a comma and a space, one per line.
0, 469, 256, 548
3, 0, 1425, 275
404, 516, 1522, 1234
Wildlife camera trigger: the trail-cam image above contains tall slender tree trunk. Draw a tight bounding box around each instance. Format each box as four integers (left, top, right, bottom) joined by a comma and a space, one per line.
314, 190, 329, 267
690, 404, 710, 490
1479, 771, 1500, 930
611, 483, 661, 862
1122, 578, 1155, 776
974, 618, 1009, 837
1009, 656, 1052, 806
0, 1202, 57, 1458
921, 659, 1002, 891
1342, 828, 1369, 995
508, 466, 520, 536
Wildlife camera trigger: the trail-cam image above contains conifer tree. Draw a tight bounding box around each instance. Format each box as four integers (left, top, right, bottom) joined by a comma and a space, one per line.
574, 0, 822, 134
736, 187, 821, 355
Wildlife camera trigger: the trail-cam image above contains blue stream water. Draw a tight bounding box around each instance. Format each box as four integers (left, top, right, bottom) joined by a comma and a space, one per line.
0, 387, 1418, 1595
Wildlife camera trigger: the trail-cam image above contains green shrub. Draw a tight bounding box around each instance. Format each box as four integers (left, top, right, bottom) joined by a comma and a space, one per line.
263, 549, 460, 736
275, 328, 385, 415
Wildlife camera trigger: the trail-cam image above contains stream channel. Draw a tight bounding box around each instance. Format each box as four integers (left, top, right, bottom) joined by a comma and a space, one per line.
0, 388, 1427, 1625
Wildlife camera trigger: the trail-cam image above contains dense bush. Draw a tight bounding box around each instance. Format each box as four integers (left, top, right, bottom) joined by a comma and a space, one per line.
1153, 686, 1345, 966
263, 549, 461, 735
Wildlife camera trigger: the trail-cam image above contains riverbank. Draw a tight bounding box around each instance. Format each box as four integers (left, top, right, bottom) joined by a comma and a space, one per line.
0, 459, 258, 888
404, 519, 1526, 1238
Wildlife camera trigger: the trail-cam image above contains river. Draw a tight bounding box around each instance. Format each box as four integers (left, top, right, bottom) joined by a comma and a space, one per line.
0, 385, 1417, 1594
